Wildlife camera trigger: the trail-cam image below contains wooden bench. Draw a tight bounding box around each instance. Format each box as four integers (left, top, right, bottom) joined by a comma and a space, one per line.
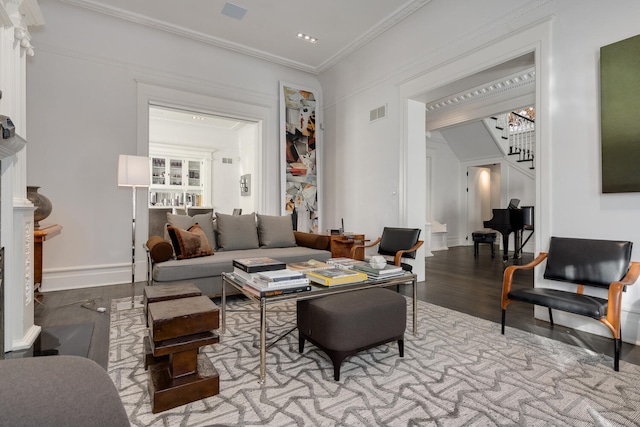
501, 237, 640, 371
472, 231, 496, 257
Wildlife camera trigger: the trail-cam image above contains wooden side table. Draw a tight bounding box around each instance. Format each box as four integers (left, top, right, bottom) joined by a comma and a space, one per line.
34, 224, 62, 292
328, 234, 366, 260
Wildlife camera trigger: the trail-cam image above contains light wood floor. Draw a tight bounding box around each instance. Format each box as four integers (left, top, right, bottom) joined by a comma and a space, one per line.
11, 245, 640, 369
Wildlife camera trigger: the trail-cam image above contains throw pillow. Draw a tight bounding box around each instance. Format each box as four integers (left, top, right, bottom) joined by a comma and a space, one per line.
257, 214, 296, 248
166, 224, 214, 260
167, 212, 216, 249
215, 212, 260, 251
146, 235, 173, 263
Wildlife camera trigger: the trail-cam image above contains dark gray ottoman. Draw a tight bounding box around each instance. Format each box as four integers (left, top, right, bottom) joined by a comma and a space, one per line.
297, 287, 406, 381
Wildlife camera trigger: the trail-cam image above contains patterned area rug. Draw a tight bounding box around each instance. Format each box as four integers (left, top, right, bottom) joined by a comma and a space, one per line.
108, 296, 640, 426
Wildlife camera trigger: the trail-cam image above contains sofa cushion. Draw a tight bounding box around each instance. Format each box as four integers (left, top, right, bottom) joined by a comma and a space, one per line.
167, 224, 214, 260
216, 212, 260, 251
152, 246, 332, 283
257, 214, 296, 248
167, 212, 216, 249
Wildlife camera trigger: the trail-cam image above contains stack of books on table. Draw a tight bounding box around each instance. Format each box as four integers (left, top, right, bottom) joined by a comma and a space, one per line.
351, 263, 405, 279
325, 257, 367, 270
286, 259, 333, 273
306, 267, 368, 286
232, 257, 310, 297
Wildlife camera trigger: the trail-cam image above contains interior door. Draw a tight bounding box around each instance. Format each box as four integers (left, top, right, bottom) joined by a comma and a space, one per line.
466, 166, 491, 244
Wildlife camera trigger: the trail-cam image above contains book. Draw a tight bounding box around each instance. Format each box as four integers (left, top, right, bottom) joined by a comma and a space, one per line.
242, 279, 311, 296
243, 283, 311, 298
256, 268, 306, 282
233, 268, 309, 288
325, 258, 367, 269
352, 263, 403, 276
233, 267, 256, 283
306, 268, 368, 286
286, 259, 333, 272
233, 257, 286, 273
251, 276, 310, 289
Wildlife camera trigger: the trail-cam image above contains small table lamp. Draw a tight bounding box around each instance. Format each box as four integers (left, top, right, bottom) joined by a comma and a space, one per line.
117, 155, 150, 310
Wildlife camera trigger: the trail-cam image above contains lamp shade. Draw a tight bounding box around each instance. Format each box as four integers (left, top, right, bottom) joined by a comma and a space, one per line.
118, 155, 150, 187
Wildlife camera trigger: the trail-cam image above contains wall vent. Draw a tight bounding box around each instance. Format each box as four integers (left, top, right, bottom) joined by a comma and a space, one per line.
222, 157, 233, 164
369, 104, 387, 122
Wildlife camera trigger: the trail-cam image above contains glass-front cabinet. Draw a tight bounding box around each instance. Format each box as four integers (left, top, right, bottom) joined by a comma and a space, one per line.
149, 155, 208, 208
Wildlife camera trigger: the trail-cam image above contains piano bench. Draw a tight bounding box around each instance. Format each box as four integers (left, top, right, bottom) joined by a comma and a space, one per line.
472, 231, 496, 257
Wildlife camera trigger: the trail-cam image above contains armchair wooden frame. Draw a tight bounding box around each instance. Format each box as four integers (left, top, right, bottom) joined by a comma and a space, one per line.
350, 237, 424, 266
501, 252, 640, 371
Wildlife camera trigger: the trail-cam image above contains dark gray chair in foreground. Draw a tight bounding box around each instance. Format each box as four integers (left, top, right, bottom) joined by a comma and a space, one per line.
501, 237, 640, 371
351, 227, 423, 271
0, 355, 129, 425
297, 288, 406, 381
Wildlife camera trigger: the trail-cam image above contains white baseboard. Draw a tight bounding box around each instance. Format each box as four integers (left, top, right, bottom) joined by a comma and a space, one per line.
39, 261, 147, 292
11, 324, 42, 351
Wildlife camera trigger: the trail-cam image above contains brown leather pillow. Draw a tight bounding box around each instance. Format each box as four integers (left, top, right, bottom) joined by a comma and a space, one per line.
294, 231, 330, 250
146, 235, 173, 263
167, 224, 214, 260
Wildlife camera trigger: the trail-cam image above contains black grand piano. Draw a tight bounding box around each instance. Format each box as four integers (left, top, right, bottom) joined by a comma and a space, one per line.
483, 199, 534, 261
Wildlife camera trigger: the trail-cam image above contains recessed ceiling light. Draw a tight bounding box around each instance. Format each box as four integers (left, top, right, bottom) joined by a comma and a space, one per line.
297, 32, 318, 43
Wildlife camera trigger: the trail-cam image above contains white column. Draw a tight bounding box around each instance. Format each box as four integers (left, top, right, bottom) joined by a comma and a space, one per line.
1, 0, 44, 353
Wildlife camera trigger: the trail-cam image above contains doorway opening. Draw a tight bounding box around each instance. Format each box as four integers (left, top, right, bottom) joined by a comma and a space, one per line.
148, 104, 260, 216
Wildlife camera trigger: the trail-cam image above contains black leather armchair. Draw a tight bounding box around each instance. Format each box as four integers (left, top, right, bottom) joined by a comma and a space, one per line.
350, 227, 423, 272
501, 237, 640, 371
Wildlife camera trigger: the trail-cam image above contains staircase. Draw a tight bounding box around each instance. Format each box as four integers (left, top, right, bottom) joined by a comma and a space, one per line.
491, 110, 535, 170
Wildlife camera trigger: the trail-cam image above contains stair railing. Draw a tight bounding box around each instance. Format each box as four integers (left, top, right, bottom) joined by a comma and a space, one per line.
508, 111, 535, 169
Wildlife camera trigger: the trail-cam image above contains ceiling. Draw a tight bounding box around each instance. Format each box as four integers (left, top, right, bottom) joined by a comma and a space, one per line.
59, 0, 431, 74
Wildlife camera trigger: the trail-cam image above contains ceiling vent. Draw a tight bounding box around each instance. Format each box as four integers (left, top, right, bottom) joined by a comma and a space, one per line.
221, 2, 247, 20
369, 104, 387, 122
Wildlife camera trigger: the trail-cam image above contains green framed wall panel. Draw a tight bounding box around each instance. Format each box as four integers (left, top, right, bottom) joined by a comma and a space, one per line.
601, 33, 640, 193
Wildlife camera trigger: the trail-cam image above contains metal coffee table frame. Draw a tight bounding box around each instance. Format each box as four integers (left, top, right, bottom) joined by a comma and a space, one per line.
221, 271, 418, 384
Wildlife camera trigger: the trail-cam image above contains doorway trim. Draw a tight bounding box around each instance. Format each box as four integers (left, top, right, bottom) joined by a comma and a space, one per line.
400, 18, 551, 266
136, 82, 270, 244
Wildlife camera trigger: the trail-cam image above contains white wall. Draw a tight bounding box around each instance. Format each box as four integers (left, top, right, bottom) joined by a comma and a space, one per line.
26, 0, 320, 291
211, 146, 241, 215
427, 133, 461, 246
23, 0, 640, 343
235, 124, 258, 215
319, 0, 640, 344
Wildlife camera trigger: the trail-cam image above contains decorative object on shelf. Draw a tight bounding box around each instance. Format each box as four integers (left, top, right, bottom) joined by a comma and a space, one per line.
26, 186, 52, 228
117, 154, 150, 310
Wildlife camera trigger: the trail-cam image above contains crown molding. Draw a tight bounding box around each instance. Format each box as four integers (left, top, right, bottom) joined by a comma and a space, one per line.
58, 0, 318, 73
426, 68, 535, 112
58, 0, 430, 75
316, 0, 432, 72
425, 68, 535, 131
20, 0, 45, 26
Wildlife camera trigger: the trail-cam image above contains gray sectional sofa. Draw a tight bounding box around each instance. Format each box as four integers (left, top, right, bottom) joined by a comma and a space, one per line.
146, 210, 331, 297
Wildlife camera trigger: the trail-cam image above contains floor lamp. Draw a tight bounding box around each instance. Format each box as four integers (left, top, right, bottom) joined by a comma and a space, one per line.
117, 155, 150, 310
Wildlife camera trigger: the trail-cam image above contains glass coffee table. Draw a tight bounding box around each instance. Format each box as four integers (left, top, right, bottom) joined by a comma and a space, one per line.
220, 270, 418, 383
